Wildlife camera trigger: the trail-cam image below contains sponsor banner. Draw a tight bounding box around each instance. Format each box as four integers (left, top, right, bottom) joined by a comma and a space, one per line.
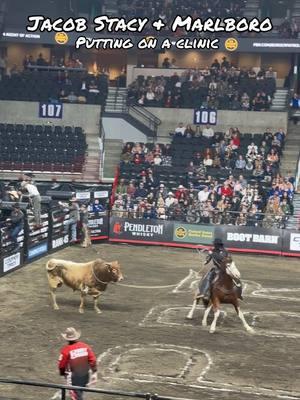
76, 192, 91, 200
214, 225, 283, 253
27, 241, 48, 260
88, 213, 109, 239
3, 252, 21, 273
109, 217, 173, 243
2, 29, 300, 52
51, 234, 69, 250
173, 223, 214, 245
94, 191, 109, 199
281, 230, 300, 256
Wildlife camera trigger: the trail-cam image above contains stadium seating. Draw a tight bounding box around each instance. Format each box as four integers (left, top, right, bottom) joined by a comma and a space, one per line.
0, 123, 87, 173
0, 70, 109, 105
113, 129, 294, 227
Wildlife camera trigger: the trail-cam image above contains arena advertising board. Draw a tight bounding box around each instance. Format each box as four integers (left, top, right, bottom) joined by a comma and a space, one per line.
27, 241, 49, 260
214, 225, 283, 254
49, 207, 70, 251
88, 212, 109, 240
109, 217, 173, 243
0, 251, 24, 277
173, 223, 214, 245
281, 230, 300, 256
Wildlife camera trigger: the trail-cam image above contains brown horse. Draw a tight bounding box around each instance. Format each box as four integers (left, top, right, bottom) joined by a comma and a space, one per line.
186, 255, 255, 334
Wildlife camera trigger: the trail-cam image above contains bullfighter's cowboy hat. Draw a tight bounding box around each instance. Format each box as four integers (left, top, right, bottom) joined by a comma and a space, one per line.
61, 327, 81, 341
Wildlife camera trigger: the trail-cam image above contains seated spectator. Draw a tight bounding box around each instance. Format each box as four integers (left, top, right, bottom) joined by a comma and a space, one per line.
267, 149, 279, 164
134, 183, 148, 198
203, 154, 213, 167
90, 199, 105, 213
241, 92, 250, 110
198, 186, 210, 202
235, 155, 246, 170
88, 81, 99, 94
116, 179, 128, 195
67, 91, 78, 103
162, 57, 170, 68
153, 154, 162, 165
184, 124, 195, 138
174, 122, 186, 137
220, 182, 233, 198
165, 192, 175, 208
236, 212, 247, 226
290, 93, 300, 108
202, 124, 214, 139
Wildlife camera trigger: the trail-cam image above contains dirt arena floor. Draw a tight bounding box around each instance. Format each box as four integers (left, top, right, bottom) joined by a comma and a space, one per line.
0, 243, 299, 400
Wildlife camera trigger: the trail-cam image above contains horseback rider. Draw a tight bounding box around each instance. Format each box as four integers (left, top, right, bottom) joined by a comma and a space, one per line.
197, 238, 229, 299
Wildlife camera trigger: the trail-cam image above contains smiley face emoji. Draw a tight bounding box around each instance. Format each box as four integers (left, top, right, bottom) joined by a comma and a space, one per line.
55, 32, 69, 45
225, 38, 238, 52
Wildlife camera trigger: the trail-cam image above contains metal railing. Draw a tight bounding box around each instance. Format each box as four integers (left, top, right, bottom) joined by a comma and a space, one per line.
0, 378, 190, 400
111, 209, 292, 229
99, 118, 106, 180
127, 105, 161, 137
295, 151, 300, 191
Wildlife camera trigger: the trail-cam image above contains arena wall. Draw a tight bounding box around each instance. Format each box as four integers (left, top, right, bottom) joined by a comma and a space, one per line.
102, 117, 147, 142
0, 101, 101, 134
145, 108, 288, 139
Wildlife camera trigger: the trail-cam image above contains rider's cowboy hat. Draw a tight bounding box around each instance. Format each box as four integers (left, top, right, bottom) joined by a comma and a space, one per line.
61, 327, 81, 341
213, 238, 223, 246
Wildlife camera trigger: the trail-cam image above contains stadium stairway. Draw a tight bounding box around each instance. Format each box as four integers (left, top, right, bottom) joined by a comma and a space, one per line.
286, 193, 300, 229
81, 131, 101, 181
270, 88, 289, 111
103, 139, 123, 180
243, 0, 259, 18
104, 87, 127, 113
280, 122, 300, 181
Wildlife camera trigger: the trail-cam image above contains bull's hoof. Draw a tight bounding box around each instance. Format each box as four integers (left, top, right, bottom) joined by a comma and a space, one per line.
247, 327, 255, 334
54, 305, 60, 310
186, 315, 193, 320
79, 308, 84, 314
209, 328, 215, 334
95, 309, 102, 314
202, 321, 207, 327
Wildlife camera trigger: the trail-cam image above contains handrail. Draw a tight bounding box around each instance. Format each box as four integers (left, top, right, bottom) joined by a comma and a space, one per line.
127, 106, 160, 137
295, 151, 300, 191
0, 378, 191, 400
131, 105, 162, 126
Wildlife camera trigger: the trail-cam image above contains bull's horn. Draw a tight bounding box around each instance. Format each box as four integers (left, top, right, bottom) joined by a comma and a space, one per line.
46, 260, 57, 271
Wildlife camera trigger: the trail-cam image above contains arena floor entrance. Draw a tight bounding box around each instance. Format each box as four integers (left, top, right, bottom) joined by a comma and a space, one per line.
0, 244, 299, 400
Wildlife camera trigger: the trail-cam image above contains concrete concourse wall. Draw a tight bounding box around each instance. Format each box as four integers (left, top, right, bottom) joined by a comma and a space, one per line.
0, 101, 101, 134
146, 108, 288, 139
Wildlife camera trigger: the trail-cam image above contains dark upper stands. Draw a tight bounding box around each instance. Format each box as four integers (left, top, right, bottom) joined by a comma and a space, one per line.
0, 69, 109, 105
0, 123, 87, 173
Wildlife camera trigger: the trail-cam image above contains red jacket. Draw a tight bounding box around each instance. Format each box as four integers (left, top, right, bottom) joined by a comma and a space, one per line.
221, 186, 233, 197
58, 341, 97, 376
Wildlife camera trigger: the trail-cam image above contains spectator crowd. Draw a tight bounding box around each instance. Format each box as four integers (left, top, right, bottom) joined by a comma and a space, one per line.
113, 124, 295, 228
128, 61, 276, 110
